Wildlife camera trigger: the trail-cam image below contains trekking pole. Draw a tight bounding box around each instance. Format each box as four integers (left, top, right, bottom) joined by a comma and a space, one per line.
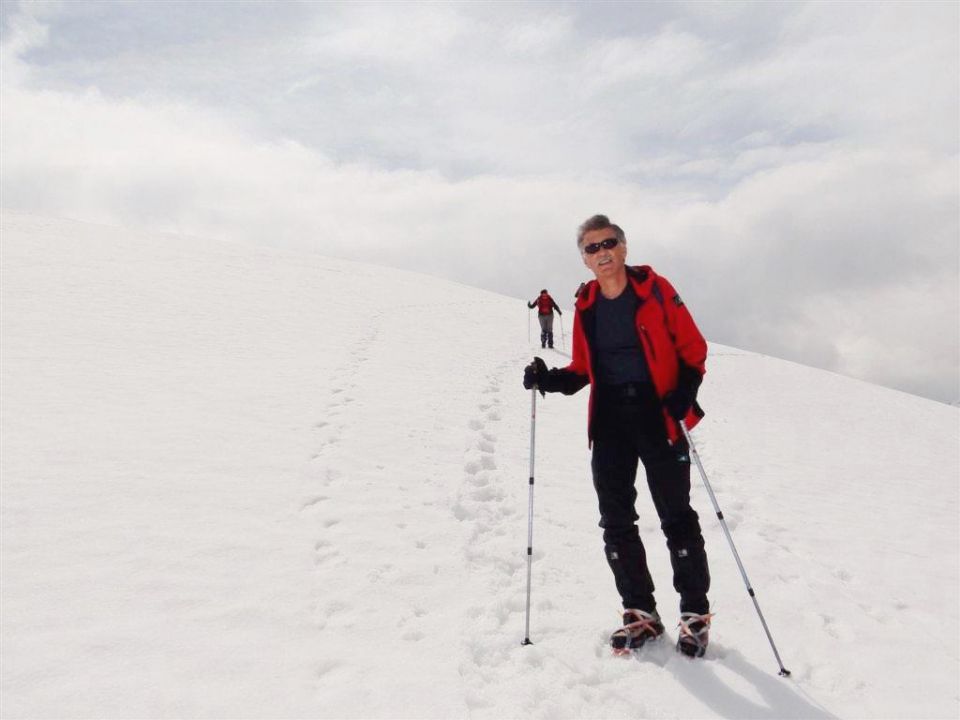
527, 307, 531, 343
679, 420, 791, 677
559, 314, 566, 350
522, 387, 537, 645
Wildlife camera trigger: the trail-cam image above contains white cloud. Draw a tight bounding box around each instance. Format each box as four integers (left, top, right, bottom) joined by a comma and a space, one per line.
1, 1, 957, 402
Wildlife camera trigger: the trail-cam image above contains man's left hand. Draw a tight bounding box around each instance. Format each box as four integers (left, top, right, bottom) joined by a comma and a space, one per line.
663, 390, 692, 421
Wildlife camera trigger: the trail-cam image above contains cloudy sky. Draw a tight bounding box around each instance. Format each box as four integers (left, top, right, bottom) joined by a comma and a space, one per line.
2, 1, 958, 403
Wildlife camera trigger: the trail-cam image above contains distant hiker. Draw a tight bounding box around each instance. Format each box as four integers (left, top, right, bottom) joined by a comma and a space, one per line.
522, 214, 712, 658
527, 289, 562, 349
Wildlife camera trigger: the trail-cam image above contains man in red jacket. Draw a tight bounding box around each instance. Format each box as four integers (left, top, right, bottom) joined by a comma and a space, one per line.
523, 214, 712, 658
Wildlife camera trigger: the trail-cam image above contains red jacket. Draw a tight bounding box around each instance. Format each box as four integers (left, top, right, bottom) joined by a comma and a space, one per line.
529, 293, 561, 316
561, 266, 707, 444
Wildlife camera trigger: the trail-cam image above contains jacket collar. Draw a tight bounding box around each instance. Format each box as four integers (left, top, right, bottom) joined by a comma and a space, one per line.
575, 265, 656, 311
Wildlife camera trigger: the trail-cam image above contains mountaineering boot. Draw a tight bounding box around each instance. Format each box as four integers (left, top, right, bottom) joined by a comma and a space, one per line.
610, 609, 664, 655
676, 612, 712, 658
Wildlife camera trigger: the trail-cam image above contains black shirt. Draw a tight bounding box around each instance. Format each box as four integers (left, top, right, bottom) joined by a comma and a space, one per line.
594, 286, 650, 385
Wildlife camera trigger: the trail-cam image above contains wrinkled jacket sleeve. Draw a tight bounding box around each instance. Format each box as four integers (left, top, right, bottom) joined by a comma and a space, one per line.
656, 276, 707, 382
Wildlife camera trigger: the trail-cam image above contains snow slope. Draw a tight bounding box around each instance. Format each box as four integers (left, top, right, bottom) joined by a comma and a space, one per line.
2, 212, 958, 719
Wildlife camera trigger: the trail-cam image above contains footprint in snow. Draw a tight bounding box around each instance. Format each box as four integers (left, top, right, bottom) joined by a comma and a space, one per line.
300, 495, 328, 511
315, 660, 343, 680
314, 540, 339, 566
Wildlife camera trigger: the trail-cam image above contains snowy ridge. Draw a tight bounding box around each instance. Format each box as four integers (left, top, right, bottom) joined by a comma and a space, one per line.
1, 212, 958, 719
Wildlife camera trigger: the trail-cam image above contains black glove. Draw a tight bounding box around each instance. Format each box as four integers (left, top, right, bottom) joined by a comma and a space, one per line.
663, 364, 702, 421
522, 357, 548, 396
663, 389, 692, 421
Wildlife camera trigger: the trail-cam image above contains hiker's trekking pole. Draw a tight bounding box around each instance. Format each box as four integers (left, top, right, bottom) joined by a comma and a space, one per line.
527, 307, 531, 343
522, 387, 537, 645
559, 314, 566, 350
679, 420, 791, 677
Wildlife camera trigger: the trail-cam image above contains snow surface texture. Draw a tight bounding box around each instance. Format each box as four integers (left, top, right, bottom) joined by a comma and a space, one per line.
2, 212, 958, 719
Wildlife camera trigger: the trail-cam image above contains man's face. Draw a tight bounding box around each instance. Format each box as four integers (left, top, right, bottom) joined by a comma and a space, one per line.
580, 227, 627, 280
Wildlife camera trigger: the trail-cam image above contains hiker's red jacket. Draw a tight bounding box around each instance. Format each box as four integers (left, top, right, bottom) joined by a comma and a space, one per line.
528, 293, 561, 316
545, 265, 707, 444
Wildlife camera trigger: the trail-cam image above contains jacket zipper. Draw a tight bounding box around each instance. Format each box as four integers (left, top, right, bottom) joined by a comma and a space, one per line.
639, 324, 657, 362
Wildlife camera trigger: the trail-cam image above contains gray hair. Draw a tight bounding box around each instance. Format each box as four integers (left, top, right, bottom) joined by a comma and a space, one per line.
576, 214, 626, 249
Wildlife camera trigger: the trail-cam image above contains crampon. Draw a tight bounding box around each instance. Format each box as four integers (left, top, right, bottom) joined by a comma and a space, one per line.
610, 609, 665, 656
676, 612, 713, 658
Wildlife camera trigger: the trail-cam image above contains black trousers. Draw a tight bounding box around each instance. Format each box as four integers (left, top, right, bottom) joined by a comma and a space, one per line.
591, 382, 710, 615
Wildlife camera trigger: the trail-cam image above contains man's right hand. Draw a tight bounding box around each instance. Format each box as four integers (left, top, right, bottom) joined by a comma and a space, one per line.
522, 357, 548, 396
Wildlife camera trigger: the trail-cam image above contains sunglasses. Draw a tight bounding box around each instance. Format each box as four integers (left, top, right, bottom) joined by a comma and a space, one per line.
582, 237, 620, 255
